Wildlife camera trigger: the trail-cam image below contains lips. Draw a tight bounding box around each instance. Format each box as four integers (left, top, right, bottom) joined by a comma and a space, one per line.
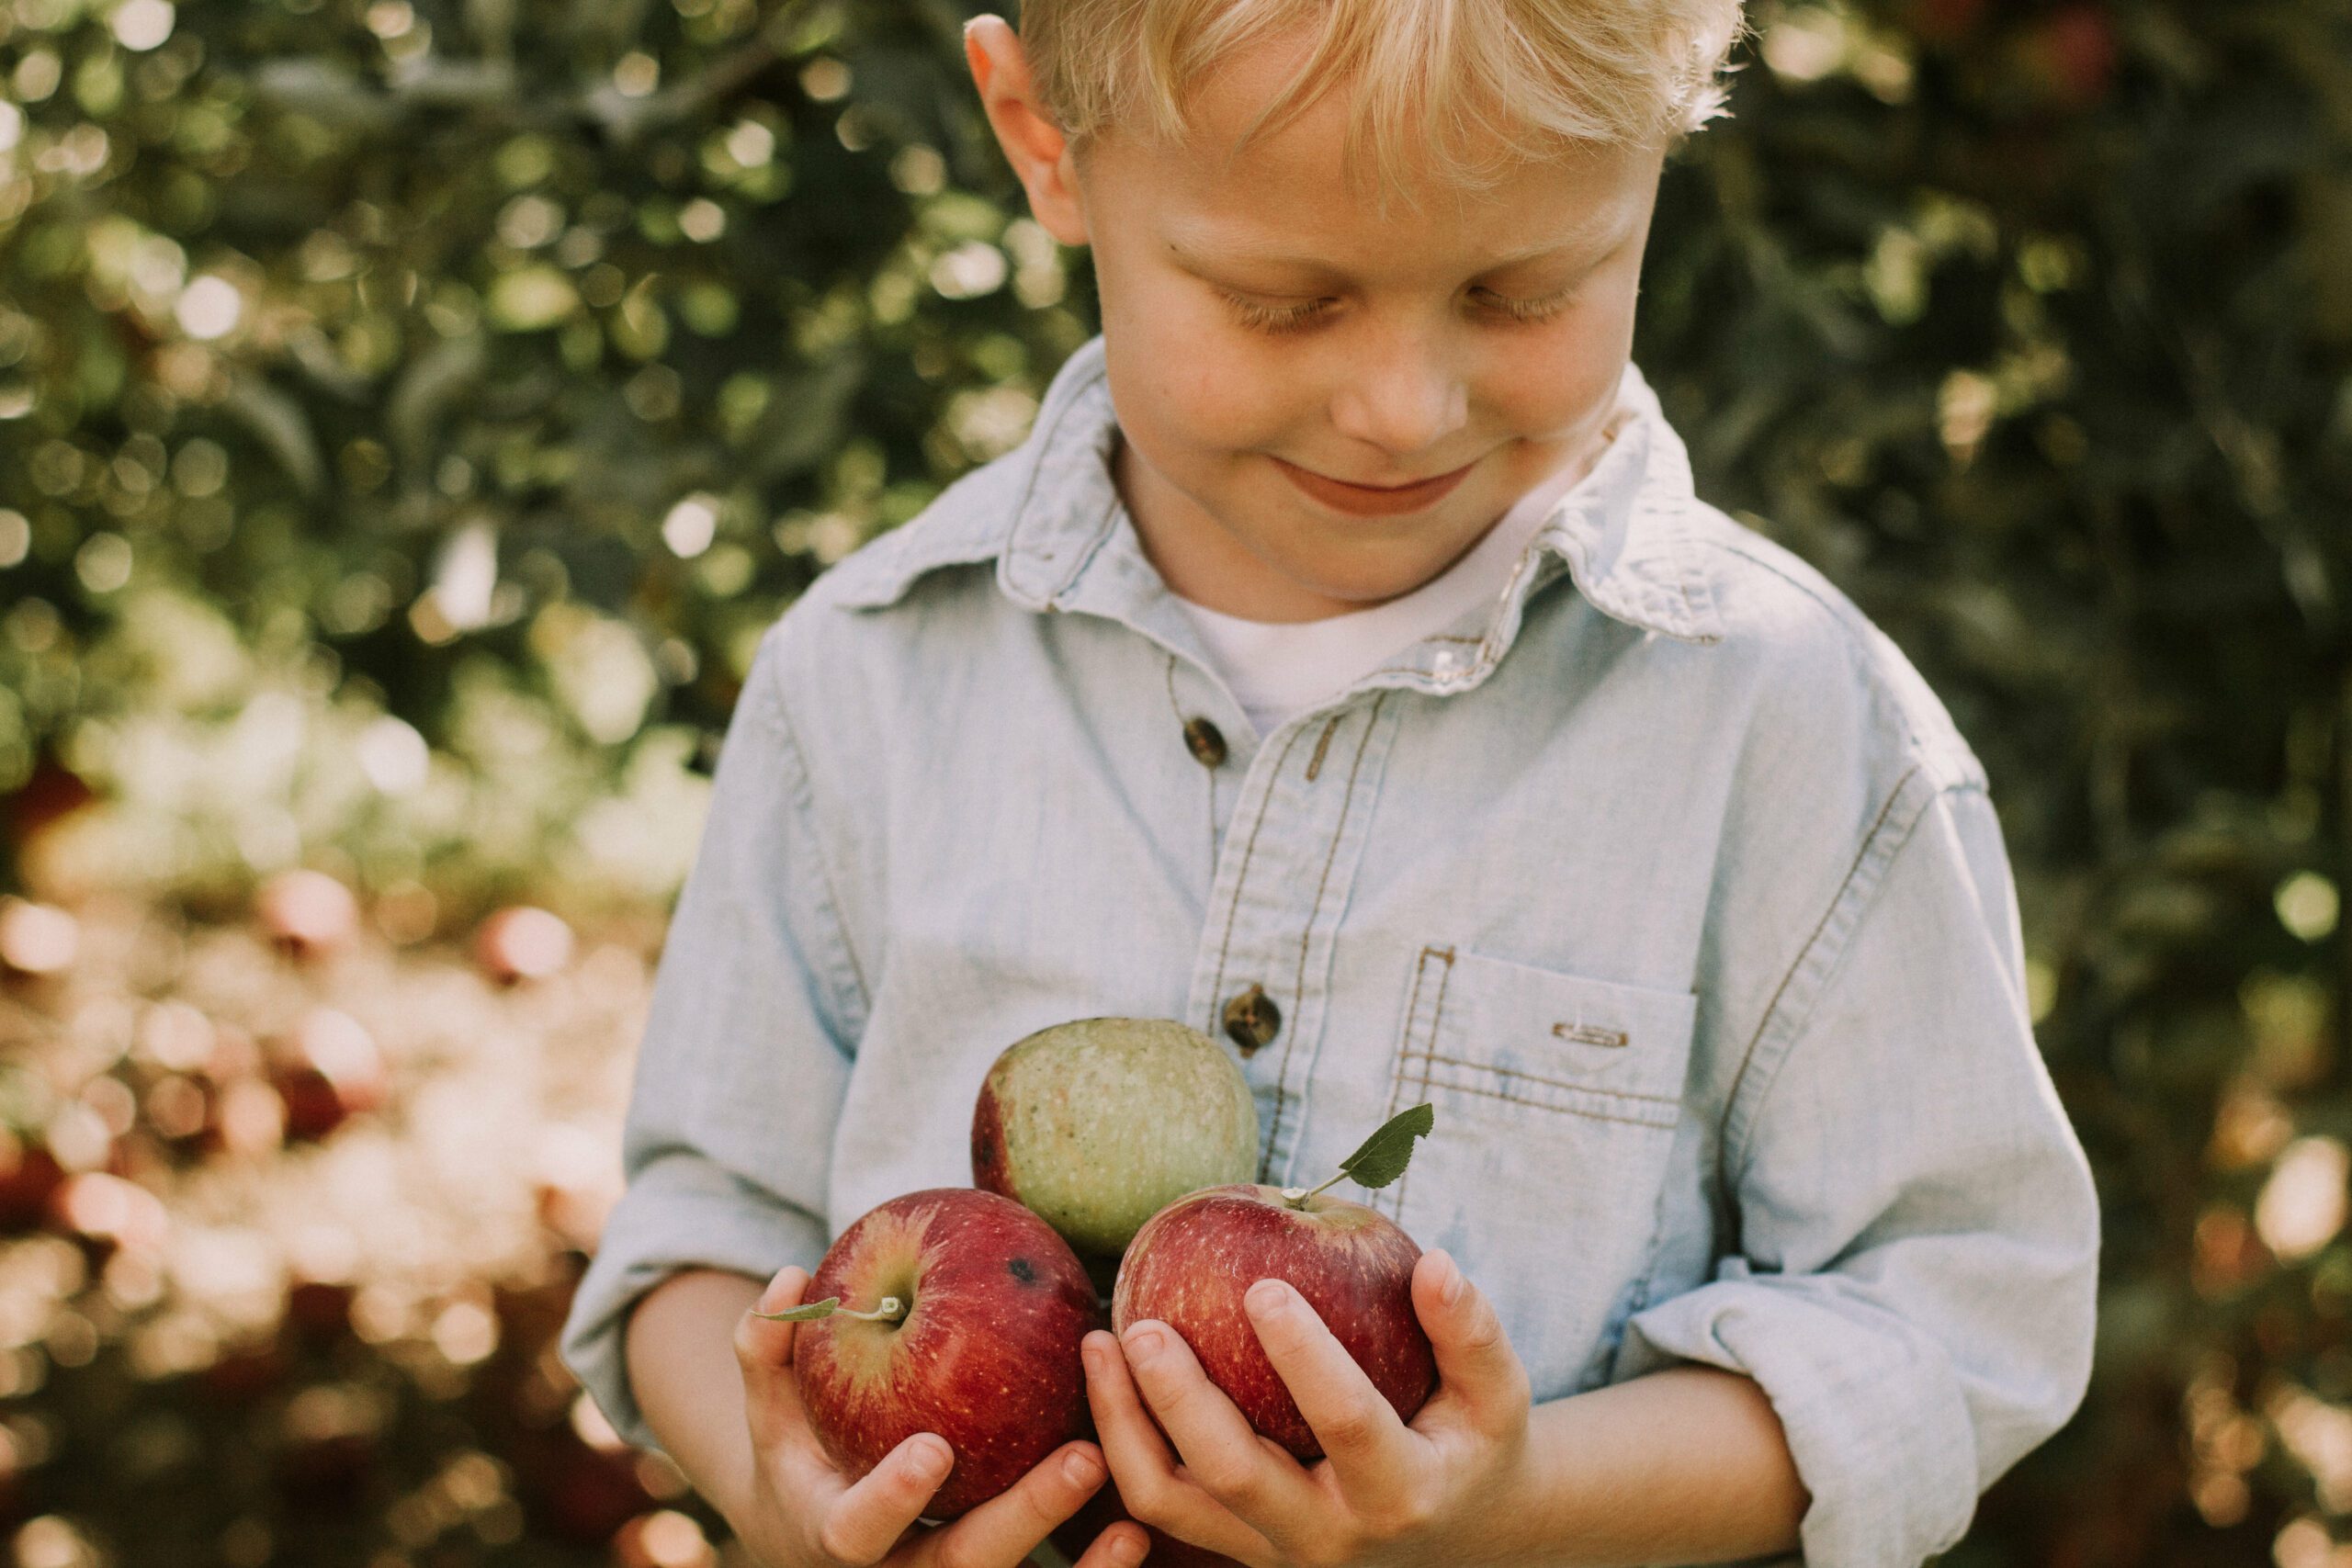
1273, 456, 1476, 517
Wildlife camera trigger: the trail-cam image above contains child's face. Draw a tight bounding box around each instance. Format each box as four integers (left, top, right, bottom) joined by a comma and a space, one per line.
969, 20, 1667, 621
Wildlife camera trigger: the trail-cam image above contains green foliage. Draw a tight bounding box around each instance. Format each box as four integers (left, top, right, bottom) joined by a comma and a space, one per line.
1, 0, 2348, 1562
1331, 1101, 1433, 1193
0, 0, 1091, 909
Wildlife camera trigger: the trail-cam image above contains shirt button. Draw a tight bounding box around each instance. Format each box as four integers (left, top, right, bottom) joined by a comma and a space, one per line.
1222, 983, 1281, 1055
1182, 716, 1229, 769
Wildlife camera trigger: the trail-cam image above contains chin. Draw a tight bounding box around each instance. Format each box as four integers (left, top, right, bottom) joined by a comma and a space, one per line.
1281, 536, 1466, 606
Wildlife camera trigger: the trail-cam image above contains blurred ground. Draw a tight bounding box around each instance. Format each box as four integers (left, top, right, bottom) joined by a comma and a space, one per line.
0, 880, 755, 1568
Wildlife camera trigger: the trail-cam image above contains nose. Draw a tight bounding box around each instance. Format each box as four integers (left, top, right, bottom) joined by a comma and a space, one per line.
1327, 325, 1470, 464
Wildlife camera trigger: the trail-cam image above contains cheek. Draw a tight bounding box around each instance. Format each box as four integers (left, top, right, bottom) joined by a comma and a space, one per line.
1481, 316, 1635, 434
1094, 259, 1298, 458
1118, 351, 1291, 462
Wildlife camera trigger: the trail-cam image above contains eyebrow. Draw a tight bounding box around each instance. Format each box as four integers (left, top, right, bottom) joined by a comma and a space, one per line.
1164, 217, 1624, 277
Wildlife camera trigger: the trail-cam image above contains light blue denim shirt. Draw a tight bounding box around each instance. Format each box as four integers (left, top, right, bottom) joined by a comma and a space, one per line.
559, 334, 2100, 1568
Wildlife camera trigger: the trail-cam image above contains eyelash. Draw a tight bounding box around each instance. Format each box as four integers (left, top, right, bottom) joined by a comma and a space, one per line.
1215, 287, 1577, 336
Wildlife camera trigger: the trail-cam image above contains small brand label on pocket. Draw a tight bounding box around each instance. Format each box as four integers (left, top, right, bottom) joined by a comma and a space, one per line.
1553, 1021, 1630, 1049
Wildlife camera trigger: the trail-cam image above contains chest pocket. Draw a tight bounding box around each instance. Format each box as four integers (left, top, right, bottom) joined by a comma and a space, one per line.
1373, 945, 1698, 1401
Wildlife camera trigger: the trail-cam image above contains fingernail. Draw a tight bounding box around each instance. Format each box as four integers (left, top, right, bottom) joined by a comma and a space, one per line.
1436, 1252, 1466, 1307
1246, 1280, 1289, 1317
1114, 1530, 1150, 1566
1062, 1448, 1103, 1487
910, 1437, 952, 1482
1124, 1325, 1165, 1360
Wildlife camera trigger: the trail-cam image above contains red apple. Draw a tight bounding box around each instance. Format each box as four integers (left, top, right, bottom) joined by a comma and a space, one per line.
5, 757, 95, 850
1112, 1183, 1435, 1461
254, 870, 359, 960
475, 906, 574, 984
0, 1131, 64, 1232
770, 1188, 1103, 1519
269, 1009, 388, 1142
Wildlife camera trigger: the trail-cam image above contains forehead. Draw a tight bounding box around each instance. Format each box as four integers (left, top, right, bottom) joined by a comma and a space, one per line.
1080, 24, 1662, 276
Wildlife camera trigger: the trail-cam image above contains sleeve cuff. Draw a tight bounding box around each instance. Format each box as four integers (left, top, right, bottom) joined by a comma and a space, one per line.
557, 1151, 831, 1455
1615, 1260, 1981, 1568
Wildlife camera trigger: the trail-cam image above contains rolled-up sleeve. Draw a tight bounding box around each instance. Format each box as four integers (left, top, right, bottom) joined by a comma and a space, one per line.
1617, 779, 2100, 1567
558, 622, 865, 1455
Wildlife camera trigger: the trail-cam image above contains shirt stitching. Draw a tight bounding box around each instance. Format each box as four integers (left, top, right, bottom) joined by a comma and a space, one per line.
1690, 534, 1985, 785
1163, 654, 1217, 883
1658, 504, 1722, 631
752, 647, 873, 1033
1381, 946, 1445, 1219
1205, 719, 1317, 1039
1001, 355, 1114, 605
1411, 1073, 1682, 1131
1390, 945, 1456, 1219
1304, 715, 1341, 783
1046, 489, 1125, 607
1713, 761, 1920, 1160
1261, 695, 1389, 1181
1718, 769, 1959, 1202
1396, 1051, 1685, 1106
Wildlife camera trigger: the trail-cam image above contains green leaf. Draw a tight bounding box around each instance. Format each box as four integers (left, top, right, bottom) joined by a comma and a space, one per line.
750, 1296, 841, 1322
1336, 1103, 1435, 1190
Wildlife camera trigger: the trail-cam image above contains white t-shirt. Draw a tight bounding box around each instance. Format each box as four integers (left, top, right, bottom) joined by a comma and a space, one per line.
1170, 423, 1623, 736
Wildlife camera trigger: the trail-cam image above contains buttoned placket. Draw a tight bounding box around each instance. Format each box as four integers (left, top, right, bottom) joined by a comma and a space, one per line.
1032, 506, 1620, 1190
1183, 690, 1408, 1185
1035, 527, 1446, 1187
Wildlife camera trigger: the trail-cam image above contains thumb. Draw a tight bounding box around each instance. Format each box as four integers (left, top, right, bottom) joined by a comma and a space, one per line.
737, 1265, 814, 1363
1413, 1250, 1531, 1437
735, 1266, 817, 1448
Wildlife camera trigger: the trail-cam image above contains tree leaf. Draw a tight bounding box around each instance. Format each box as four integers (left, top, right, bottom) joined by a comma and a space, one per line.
1336, 1103, 1435, 1190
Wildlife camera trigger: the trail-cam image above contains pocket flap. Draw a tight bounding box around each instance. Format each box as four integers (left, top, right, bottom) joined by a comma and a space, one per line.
1397, 947, 1698, 1128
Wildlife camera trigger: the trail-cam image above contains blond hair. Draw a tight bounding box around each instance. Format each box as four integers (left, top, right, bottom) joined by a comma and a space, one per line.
1019, 0, 1747, 202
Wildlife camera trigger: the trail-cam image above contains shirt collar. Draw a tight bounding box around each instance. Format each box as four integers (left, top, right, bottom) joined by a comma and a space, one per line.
828, 333, 1724, 651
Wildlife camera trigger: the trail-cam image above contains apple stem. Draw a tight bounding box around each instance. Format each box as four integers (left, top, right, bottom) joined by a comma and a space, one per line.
1280, 1171, 1348, 1210
749, 1293, 908, 1325
836, 1295, 907, 1324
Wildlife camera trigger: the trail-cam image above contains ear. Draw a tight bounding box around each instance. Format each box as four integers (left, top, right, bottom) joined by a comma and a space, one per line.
964, 15, 1090, 248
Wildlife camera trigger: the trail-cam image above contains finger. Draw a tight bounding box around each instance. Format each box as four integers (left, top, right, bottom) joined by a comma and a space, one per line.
735, 1267, 823, 1460
1242, 1278, 1418, 1507
1411, 1251, 1531, 1438
1066, 1519, 1152, 1568
919, 1441, 1106, 1568
818, 1433, 954, 1564
1084, 1331, 1275, 1566
1116, 1321, 1317, 1533
1084, 1330, 1180, 1477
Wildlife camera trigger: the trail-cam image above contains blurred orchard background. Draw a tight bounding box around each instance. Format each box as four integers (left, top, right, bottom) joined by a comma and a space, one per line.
0, 0, 2346, 1562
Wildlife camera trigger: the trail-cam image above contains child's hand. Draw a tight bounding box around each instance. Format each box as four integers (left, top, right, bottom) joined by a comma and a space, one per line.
733, 1266, 1150, 1568
1085, 1249, 1533, 1568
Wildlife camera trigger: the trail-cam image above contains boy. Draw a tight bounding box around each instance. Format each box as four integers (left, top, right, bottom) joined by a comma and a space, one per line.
559, 3, 2101, 1565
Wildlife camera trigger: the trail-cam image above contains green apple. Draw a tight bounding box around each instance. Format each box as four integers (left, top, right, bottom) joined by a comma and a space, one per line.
971, 1017, 1261, 1258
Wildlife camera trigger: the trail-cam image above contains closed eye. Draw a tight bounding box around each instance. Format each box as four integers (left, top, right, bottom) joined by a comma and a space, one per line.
1213, 285, 1580, 336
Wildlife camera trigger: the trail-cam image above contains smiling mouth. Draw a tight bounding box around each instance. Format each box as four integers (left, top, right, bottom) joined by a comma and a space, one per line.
1272, 456, 1477, 516
1330, 466, 1466, 491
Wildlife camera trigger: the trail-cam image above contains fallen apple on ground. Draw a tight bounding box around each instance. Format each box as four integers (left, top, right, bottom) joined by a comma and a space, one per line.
972, 1016, 1261, 1261
753, 1187, 1103, 1519
1112, 1103, 1439, 1461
